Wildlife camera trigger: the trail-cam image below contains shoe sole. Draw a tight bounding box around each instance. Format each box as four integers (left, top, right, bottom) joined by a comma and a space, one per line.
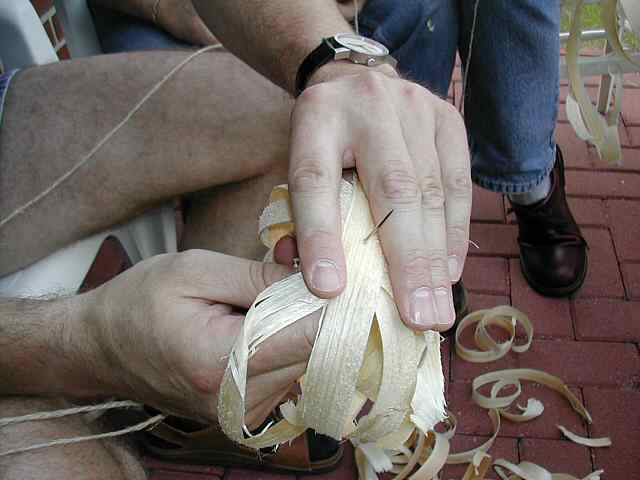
519, 252, 589, 298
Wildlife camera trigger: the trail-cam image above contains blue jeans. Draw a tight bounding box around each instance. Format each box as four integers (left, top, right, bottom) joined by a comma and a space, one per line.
90, 4, 188, 53
91, 0, 560, 194
359, 0, 560, 194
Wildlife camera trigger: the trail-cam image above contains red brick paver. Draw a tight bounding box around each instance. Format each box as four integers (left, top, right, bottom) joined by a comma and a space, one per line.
471, 185, 505, 223
469, 224, 519, 257
451, 340, 639, 388
583, 388, 640, 479
509, 260, 573, 339
575, 228, 625, 299
606, 199, 640, 262
518, 439, 592, 478
574, 298, 640, 342
463, 257, 510, 296
621, 262, 640, 300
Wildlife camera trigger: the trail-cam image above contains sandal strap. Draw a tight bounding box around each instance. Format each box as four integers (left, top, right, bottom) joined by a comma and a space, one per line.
147, 419, 314, 471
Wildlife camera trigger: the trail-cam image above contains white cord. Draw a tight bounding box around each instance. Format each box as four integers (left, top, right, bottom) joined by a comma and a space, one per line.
460, 0, 480, 113
0, 400, 141, 428
0, 44, 223, 230
354, 0, 360, 34
0, 413, 165, 457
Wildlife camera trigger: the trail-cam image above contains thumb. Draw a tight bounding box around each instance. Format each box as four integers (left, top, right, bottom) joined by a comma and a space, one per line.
181, 250, 294, 308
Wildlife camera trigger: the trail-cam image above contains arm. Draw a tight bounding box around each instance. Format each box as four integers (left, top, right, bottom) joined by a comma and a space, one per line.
0, 50, 291, 276
0, 296, 111, 399
193, 0, 473, 332
0, 251, 317, 426
192, 0, 358, 93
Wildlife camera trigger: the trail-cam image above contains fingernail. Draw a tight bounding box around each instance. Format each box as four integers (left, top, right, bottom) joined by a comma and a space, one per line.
310, 259, 341, 293
410, 288, 437, 328
434, 287, 455, 327
448, 255, 459, 280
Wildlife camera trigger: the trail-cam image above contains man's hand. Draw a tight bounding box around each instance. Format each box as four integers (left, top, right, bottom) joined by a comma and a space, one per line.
289, 66, 471, 332
191, 1, 472, 331
85, 250, 319, 427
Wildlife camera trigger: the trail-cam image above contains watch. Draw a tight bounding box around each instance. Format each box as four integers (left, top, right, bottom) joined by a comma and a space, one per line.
295, 33, 397, 96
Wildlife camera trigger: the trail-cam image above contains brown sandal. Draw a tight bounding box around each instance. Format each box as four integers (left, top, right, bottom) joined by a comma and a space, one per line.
140, 414, 344, 475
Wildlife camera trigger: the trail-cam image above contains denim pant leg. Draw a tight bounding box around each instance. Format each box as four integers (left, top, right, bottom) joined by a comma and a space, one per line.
358, 0, 459, 98
458, 0, 560, 194
89, 4, 189, 54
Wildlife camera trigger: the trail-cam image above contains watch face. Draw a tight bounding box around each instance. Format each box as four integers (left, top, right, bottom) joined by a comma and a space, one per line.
334, 33, 389, 56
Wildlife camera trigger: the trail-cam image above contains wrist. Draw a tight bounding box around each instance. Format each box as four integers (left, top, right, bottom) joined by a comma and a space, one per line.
306, 60, 399, 89
60, 292, 123, 399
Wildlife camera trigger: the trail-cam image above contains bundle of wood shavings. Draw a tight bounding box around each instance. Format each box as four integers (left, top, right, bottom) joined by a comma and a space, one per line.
217, 177, 612, 480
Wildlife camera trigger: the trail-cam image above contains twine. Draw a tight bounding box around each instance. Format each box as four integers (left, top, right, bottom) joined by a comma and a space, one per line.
0, 412, 165, 457
354, 0, 360, 34
0, 400, 141, 428
460, 0, 480, 113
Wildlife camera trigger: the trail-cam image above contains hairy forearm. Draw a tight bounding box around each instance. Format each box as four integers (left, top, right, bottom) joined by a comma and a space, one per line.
0, 50, 290, 275
192, 0, 354, 93
0, 295, 111, 398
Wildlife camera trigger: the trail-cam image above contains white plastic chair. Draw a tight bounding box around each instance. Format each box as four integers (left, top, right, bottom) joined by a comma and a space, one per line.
559, 0, 640, 115
0, 0, 177, 297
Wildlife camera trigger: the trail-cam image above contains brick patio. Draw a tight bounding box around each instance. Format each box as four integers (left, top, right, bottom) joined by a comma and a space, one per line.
82, 71, 640, 479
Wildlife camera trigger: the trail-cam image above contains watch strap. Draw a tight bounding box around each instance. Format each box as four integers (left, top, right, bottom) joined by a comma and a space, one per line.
295, 38, 338, 97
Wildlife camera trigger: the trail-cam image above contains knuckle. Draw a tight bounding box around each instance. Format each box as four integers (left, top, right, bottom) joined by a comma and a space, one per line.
402, 249, 430, 284
420, 175, 445, 209
426, 250, 450, 282
438, 98, 462, 119
289, 162, 335, 194
447, 225, 469, 244
401, 82, 425, 101
438, 100, 467, 130
170, 250, 207, 277
445, 167, 472, 197
378, 169, 421, 204
357, 70, 389, 97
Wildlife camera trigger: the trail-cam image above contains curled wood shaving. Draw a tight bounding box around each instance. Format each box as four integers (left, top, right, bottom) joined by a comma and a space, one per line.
493, 459, 604, 480
455, 306, 533, 363
557, 425, 612, 448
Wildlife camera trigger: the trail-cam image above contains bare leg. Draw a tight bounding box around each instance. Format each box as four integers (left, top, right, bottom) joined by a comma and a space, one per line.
180, 153, 288, 259
0, 398, 145, 480
0, 50, 292, 275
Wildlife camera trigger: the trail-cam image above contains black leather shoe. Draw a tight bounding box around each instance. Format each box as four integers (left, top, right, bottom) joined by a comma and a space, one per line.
510, 147, 588, 297
452, 279, 469, 322
441, 279, 469, 337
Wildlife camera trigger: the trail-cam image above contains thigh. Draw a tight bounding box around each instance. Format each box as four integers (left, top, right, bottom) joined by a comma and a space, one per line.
180, 151, 289, 259
0, 397, 145, 480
